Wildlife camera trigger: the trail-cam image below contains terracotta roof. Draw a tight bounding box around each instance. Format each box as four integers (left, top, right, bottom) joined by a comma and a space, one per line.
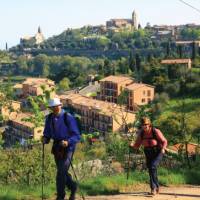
13, 84, 23, 89
9, 112, 35, 128
125, 83, 154, 90
59, 93, 135, 116
168, 143, 199, 155
23, 78, 55, 86
161, 59, 191, 64
99, 75, 133, 84
176, 41, 200, 44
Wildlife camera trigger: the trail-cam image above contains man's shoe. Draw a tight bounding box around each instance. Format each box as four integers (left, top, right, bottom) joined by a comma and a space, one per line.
69, 183, 77, 200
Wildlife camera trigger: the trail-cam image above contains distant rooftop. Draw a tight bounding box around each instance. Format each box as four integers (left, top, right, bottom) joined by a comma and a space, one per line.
9, 112, 34, 128
60, 93, 133, 116
161, 59, 191, 64
125, 83, 154, 90
23, 77, 55, 86
99, 75, 133, 84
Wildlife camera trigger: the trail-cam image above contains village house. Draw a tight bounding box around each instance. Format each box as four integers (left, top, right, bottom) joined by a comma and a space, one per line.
99, 75, 134, 103
59, 93, 135, 135
14, 77, 55, 98
125, 83, 155, 111
3, 112, 43, 146
99, 75, 155, 110
161, 58, 192, 69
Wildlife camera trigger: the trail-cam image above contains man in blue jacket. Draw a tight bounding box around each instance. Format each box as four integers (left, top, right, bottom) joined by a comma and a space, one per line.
42, 98, 81, 200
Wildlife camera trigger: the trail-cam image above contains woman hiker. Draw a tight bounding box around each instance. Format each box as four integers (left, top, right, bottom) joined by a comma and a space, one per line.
130, 117, 167, 195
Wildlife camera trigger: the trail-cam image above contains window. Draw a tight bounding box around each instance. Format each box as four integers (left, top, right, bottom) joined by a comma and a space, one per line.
143, 90, 146, 95
142, 98, 145, 103
147, 90, 151, 96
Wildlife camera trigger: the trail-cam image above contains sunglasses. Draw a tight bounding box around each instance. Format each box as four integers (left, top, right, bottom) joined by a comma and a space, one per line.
142, 123, 149, 126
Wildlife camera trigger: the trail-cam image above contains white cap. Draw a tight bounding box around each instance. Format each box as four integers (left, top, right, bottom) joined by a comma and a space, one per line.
48, 98, 62, 107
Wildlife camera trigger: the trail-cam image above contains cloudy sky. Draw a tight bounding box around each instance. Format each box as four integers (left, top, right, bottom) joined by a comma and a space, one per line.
1, 0, 200, 49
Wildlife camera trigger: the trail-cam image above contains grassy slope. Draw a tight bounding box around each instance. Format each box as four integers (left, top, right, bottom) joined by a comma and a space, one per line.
1, 167, 200, 199
157, 97, 200, 133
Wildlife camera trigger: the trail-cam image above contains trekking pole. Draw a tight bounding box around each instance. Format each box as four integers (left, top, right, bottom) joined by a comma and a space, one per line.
42, 143, 45, 200
70, 161, 85, 200
127, 146, 131, 180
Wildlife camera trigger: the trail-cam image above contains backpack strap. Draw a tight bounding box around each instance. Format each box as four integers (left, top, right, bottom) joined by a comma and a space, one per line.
140, 127, 158, 141
152, 128, 158, 141
64, 112, 70, 128
47, 113, 55, 132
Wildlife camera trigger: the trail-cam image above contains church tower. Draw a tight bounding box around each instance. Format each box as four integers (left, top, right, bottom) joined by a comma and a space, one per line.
38, 26, 41, 34
35, 26, 45, 45
132, 10, 138, 30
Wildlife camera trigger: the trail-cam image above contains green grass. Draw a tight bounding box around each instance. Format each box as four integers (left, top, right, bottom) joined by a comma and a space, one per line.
191, 68, 200, 73
1, 167, 200, 199
0, 184, 55, 200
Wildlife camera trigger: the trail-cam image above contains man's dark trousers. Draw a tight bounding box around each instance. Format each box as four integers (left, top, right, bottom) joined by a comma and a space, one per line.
55, 151, 76, 199
144, 148, 163, 190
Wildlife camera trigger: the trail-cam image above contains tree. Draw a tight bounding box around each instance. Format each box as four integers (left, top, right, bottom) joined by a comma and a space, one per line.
58, 77, 71, 91
118, 58, 129, 74
135, 53, 141, 82
34, 54, 49, 75
191, 41, 196, 60
16, 56, 28, 74
177, 45, 183, 58
128, 51, 135, 72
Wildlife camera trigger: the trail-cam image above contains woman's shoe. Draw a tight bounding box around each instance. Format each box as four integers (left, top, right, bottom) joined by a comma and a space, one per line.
150, 188, 156, 195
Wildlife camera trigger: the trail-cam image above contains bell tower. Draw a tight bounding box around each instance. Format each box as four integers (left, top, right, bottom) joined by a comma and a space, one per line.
132, 10, 138, 30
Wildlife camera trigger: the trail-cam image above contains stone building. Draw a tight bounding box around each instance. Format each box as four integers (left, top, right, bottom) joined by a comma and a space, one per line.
20, 26, 45, 48
106, 10, 138, 30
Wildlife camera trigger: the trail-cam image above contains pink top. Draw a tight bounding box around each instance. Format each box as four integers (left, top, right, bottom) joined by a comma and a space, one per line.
133, 127, 167, 149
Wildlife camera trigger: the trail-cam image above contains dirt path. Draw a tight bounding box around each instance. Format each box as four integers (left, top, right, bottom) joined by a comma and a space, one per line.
75, 185, 200, 200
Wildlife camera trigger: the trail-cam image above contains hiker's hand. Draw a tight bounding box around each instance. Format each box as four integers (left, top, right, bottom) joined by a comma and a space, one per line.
161, 148, 165, 154
129, 142, 134, 148
60, 140, 68, 148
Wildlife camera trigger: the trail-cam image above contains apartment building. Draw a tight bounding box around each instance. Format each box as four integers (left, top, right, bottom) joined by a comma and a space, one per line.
100, 75, 134, 103
3, 112, 43, 146
125, 83, 155, 110
14, 77, 55, 98
99, 75, 155, 110
59, 93, 135, 134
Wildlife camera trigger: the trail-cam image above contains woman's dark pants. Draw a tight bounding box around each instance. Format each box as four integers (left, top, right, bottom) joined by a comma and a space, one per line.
144, 147, 163, 190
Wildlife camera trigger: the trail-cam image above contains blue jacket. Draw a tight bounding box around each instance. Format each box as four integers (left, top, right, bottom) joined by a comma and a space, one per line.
43, 109, 81, 151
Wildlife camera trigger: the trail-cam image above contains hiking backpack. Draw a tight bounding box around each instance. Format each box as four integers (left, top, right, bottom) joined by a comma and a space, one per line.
47, 108, 82, 135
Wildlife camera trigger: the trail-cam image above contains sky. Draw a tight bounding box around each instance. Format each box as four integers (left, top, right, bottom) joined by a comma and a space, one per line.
1, 0, 200, 50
